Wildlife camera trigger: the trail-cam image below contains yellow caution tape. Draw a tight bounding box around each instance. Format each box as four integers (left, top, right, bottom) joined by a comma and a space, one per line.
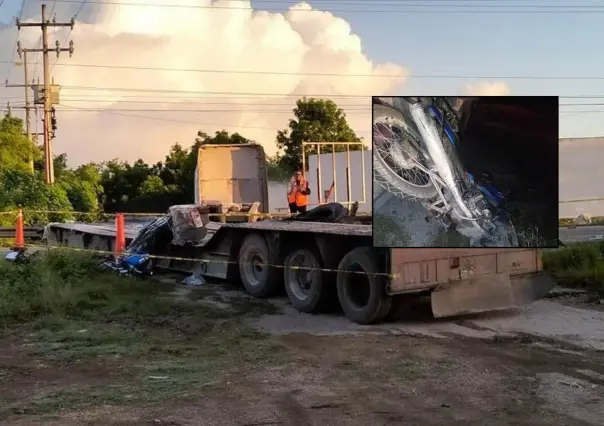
23, 209, 292, 219
22, 243, 399, 279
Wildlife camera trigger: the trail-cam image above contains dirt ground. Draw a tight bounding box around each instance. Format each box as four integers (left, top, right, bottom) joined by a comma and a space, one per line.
1, 277, 604, 426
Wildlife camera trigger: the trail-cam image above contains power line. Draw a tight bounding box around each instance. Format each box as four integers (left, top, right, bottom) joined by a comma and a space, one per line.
58, 104, 371, 133
0, 60, 405, 78
30, 0, 604, 13
59, 85, 392, 97
5, 93, 604, 103
2, 0, 26, 85
50, 0, 87, 76
55, 108, 371, 114
46, 98, 372, 107
21, 93, 604, 100
51, 105, 604, 113
50, 102, 604, 109
56, 85, 604, 99
7, 60, 604, 81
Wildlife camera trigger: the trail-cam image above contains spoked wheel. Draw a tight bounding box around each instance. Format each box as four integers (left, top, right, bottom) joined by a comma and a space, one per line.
373, 103, 439, 200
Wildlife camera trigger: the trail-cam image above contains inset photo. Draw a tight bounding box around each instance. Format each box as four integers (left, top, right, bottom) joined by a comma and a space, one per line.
373, 96, 559, 248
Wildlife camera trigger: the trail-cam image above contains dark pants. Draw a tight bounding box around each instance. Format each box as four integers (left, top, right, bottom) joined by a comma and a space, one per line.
289, 203, 307, 214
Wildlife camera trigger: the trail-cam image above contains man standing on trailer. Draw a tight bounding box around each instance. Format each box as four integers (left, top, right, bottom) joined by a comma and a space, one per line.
287, 170, 311, 214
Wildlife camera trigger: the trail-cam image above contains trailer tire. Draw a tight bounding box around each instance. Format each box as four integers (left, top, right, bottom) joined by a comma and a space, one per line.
336, 247, 392, 324
238, 233, 278, 298
283, 247, 335, 313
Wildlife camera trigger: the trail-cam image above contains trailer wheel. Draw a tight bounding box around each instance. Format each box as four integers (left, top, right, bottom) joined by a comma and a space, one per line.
336, 247, 392, 324
238, 233, 278, 298
283, 247, 335, 313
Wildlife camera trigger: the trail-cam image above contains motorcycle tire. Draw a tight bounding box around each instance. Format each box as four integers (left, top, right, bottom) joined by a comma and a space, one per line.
373, 103, 439, 200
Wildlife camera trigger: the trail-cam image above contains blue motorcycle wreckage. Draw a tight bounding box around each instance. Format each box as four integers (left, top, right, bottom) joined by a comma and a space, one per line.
373, 97, 518, 247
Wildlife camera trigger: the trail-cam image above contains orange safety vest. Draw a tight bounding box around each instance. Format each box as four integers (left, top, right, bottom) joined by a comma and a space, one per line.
288, 178, 309, 207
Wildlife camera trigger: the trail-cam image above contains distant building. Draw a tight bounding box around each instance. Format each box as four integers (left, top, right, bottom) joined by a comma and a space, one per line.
559, 137, 604, 217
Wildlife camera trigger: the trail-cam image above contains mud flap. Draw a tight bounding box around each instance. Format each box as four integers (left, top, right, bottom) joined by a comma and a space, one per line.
431, 272, 555, 318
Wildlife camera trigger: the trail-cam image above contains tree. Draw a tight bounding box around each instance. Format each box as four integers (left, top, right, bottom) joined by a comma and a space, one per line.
0, 112, 37, 174
53, 153, 70, 179
96, 130, 255, 213
266, 154, 290, 182
57, 162, 103, 214
100, 159, 153, 212
275, 98, 365, 173
140, 175, 168, 196
195, 129, 255, 146
0, 169, 74, 226
0, 124, 263, 219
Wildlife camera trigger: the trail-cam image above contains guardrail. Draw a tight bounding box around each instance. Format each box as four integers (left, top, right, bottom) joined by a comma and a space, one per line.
0, 227, 43, 240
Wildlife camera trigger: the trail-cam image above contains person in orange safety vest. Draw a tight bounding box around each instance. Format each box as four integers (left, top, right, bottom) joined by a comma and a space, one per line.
287, 170, 311, 214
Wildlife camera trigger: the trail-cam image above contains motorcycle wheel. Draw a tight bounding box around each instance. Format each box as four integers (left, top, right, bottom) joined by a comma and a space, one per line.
373, 103, 439, 200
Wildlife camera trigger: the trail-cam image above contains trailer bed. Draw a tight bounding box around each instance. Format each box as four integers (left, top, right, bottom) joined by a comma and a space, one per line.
45, 222, 144, 240
219, 220, 372, 237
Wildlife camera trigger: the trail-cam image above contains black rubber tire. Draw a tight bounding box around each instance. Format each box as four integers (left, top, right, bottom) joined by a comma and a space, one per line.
238, 233, 279, 298
373, 103, 440, 200
283, 247, 335, 313
336, 247, 392, 325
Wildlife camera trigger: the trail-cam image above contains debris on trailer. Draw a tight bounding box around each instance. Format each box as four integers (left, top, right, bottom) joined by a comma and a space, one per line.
101, 204, 210, 276
170, 204, 209, 245
286, 203, 350, 223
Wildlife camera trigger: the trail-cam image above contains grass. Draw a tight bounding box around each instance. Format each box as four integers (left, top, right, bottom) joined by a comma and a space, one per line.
542, 241, 604, 298
0, 250, 289, 417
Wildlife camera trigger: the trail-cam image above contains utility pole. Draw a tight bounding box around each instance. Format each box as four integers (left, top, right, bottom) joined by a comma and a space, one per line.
6, 49, 34, 172
16, 3, 74, 184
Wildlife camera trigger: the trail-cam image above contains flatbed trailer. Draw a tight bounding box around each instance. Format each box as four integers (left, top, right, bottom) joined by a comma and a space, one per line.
139, 218, 552, 324
37, 141, 554, 324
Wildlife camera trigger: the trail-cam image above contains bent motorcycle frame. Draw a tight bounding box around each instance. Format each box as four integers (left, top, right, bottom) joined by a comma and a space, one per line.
403, 103, 488, 239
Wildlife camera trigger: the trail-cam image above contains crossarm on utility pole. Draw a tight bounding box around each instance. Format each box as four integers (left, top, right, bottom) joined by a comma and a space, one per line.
13, 4, 76, 184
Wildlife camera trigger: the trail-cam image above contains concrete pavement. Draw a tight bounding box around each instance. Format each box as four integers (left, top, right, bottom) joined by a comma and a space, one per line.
559, 226, 604, 243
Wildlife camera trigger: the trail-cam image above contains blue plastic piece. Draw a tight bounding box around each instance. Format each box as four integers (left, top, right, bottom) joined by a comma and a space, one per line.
428, 101, 505, 209
427, 104, 458, 147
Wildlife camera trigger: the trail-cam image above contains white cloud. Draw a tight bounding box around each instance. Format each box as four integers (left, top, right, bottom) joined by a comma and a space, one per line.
463, 81, 510, 96
0, 0, 407, 165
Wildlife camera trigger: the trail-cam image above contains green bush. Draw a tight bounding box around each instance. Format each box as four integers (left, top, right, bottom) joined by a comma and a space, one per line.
0, 250, 173, 328
0, 170, 75, 226
542, 242, 604, 297
542, 242, 602, 271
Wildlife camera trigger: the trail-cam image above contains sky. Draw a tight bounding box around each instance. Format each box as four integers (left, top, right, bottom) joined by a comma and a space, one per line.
0, 0, 603, 215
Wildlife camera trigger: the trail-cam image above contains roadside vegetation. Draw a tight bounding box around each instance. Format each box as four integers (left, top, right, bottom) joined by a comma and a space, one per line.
0, 250, 288, 417
559, 216, 604, 226
542, 241, 604, 298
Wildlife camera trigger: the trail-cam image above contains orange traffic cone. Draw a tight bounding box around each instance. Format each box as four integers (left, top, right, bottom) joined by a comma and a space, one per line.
14, 209, 24, 250
114, 213, 126, 256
